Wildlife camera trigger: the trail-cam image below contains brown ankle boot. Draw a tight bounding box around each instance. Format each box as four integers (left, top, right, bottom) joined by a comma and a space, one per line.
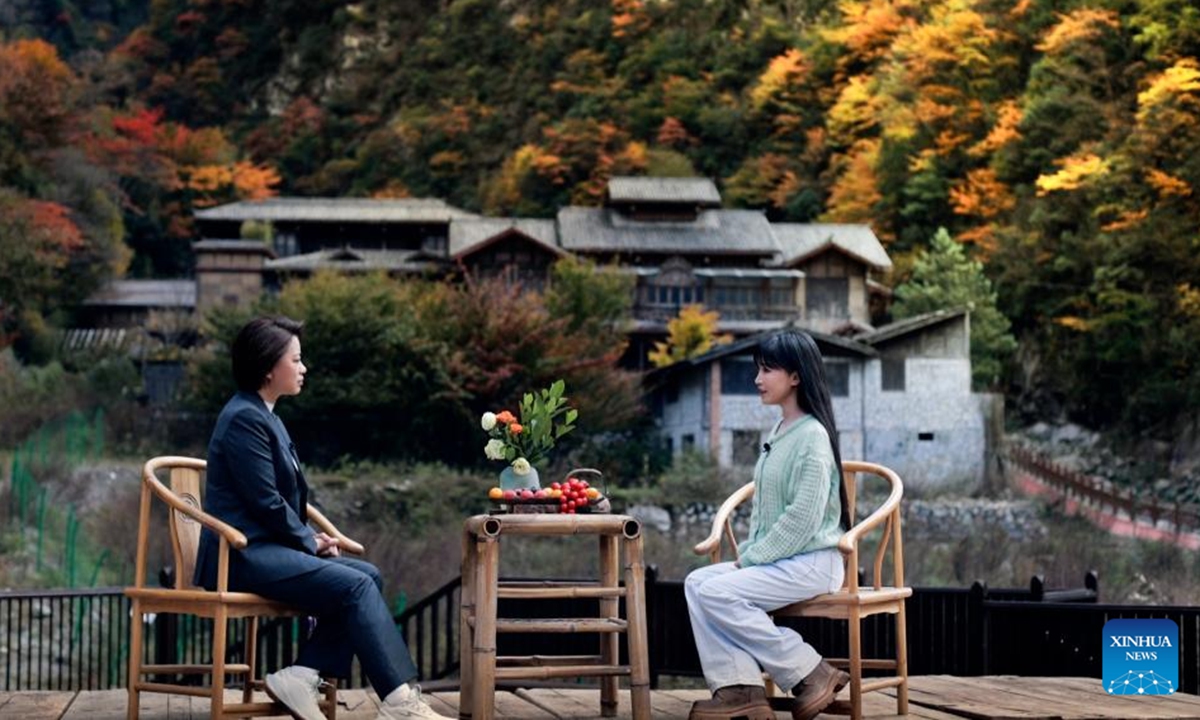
791, 660, 849, 720
687, 684, 774, 720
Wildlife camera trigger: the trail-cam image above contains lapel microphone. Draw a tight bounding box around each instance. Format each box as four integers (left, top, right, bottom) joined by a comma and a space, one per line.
762, 442, 771, 454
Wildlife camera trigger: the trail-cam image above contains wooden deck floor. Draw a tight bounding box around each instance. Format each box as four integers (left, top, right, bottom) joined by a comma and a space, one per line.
3, 677, 1200, 719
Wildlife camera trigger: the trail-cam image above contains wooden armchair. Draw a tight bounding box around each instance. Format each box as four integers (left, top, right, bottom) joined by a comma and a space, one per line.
124, 456, 364, 720
693, 460, 911, 720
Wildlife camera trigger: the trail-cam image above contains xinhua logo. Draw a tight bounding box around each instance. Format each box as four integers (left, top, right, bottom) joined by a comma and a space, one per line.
1102, 618, 1178, 695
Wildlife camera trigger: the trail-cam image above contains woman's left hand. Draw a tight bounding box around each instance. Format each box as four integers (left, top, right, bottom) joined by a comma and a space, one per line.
315, 532, 341, 557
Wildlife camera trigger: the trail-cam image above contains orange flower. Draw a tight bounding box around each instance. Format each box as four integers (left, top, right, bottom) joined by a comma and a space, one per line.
495, 410, 517, 425
509, 423, 524, 435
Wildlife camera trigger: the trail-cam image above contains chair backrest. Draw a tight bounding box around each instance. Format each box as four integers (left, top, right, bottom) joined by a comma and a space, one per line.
700, 460, 906, 593
839, 460, 905, 593
136, 456, 208, 591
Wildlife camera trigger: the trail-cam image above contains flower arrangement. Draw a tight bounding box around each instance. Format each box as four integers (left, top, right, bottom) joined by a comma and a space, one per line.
482, 379, 578, 476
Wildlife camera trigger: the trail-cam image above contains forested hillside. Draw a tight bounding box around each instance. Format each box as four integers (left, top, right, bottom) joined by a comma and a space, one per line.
2, 0, 1198, 443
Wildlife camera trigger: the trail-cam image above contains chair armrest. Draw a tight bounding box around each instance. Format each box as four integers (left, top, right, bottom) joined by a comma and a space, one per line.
142, 465, 249, 549
693, 481, 755, 557
308, 505, 366, 555
837, 477, 903, 555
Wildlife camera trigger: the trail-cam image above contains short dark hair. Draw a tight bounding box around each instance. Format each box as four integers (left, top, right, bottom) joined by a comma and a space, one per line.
231, 316, 303, 393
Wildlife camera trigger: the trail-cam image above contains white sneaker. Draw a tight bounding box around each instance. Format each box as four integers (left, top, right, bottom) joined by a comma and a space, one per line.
265, 666, 325, 720
377, 683, 450, 719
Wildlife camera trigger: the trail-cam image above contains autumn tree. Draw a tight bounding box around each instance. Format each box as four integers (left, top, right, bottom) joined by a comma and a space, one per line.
648, 305, 733, 368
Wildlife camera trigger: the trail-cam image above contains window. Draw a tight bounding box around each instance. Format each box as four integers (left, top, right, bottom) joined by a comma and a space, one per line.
665, 383, 679, 403
881, 358, 905, 391
824, 361, 849, 397
918, 432, 935, 441
732, 430, 761, 467
806, 278, 849, 318
721, 358, 759, 395
681, 434, 695, 450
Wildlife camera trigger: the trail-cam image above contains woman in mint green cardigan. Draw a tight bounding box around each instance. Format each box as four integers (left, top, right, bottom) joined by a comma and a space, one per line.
685, 330, 852, 720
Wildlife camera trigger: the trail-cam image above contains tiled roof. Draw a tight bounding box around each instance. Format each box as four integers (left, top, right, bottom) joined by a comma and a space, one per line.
84, 280, 196, 308
772, 223, 892, 270
264, 248, 439, 272
195, 197, 478, 223
860, 308, 969, 345
558, 208, 780, 255
645, 327, 877, 381
448, 218, 562, 258
192, 239, 277, 255
606, 177, 723, 206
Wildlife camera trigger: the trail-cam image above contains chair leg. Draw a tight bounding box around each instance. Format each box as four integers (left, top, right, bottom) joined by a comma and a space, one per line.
847, 610, 863, 720
322, 678, 339, 720
212, 608, 229, 720
127, 599, 143, 720
895, 603, 909, 715
244, 617, 259, 705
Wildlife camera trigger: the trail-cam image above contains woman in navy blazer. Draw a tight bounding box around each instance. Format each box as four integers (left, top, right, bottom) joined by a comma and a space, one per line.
195, 316, 446, 720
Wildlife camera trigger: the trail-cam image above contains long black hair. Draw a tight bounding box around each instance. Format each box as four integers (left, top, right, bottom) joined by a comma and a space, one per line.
753, 330, 851, 531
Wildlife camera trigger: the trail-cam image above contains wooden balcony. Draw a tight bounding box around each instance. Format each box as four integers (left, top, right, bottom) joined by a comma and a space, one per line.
9, 677, 1200, 719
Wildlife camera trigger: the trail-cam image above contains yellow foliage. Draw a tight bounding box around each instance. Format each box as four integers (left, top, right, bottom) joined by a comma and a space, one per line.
1137, 59, 1200, 117
648, 305, 732, 368
1145, 168, 1193, 198
894, 2, 997, 82
1178, 284, 1200, 319
750, 48, 809, 110
1036, 9, 1120, 55
827, 74, 879, 140
1035, 153, 1110, 195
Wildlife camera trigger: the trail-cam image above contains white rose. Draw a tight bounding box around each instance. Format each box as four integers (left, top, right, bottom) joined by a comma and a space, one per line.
481, 412, 497, 431
511, 457, 531, 475
484, 439, 506, 460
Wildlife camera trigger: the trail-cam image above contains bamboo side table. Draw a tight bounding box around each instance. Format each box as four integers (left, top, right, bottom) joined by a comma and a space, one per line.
459, 513, 652, 720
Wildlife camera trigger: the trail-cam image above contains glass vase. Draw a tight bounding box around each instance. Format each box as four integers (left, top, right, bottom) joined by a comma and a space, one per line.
499, 465, 540, 491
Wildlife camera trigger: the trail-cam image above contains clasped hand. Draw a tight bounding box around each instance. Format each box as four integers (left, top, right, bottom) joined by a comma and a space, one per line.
315, 532, 341, 557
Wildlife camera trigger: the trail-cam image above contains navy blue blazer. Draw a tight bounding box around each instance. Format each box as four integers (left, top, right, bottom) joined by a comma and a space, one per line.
194, 391, 319, 590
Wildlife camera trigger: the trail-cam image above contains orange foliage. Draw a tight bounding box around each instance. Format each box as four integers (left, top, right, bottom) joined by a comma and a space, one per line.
27, 200, 84, 262
1145, 169, 1193, 198
750, 48, 810, 110
611, 0, 650, 38
657, 117, 695, 147
1036, 9, 1120, 55
950, 168, 1016, 219
0, 39, 77, 146
1100, 209, 1149, 232
969, 100, 1023, 157
822, 139, 885, 234
372, 181, 412, 199
822, 0, 913, 74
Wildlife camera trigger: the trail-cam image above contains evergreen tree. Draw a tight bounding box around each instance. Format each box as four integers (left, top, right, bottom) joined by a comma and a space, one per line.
892, 228, 1017, 390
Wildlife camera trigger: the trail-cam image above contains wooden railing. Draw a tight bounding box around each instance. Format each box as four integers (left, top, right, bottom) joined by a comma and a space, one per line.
10, 569, 1200, 694
1007, 444, 1200, 537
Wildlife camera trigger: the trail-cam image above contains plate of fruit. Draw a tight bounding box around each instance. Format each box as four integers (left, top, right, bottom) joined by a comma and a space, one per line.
487, 472, 610, 514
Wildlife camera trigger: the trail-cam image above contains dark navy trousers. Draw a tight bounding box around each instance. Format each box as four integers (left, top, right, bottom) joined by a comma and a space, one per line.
237, 554, 419, 696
